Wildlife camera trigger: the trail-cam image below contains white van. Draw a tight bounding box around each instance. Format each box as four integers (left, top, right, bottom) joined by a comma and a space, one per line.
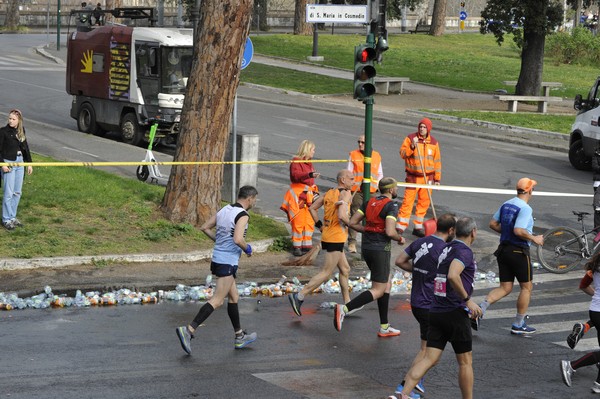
570, 77, 600, 170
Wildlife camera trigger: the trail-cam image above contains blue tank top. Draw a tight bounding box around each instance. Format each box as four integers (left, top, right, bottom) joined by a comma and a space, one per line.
212, 203, 248, 266
495, 197, 531, 248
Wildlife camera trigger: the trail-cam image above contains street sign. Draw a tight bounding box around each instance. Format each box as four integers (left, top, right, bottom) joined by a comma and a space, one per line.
306, 5, 369, 24
241, 37, 253, 70
459, 11, 468, 21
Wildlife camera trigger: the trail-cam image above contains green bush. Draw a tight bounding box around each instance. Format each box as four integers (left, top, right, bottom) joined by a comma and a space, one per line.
546, 27, 600, 66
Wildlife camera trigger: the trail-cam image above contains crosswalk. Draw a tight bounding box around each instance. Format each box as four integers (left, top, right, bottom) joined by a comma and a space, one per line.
472, 272, 600, 353
0, 54, 64, 71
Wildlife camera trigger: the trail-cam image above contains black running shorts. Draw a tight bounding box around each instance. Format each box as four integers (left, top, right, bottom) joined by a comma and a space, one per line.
496, 243, 532, 283
427, 308, 472, 354
210, 262, 238, 278
412, 306, 430, 341
322, 241, 345, 252
362, 248, 391, 283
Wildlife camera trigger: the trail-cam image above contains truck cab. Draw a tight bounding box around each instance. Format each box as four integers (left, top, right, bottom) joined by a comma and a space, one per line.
570, 77, 600, 170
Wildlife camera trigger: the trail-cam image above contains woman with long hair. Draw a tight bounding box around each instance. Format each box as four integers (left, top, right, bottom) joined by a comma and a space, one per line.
0, 109, 33, 230
280, 140, 320, 256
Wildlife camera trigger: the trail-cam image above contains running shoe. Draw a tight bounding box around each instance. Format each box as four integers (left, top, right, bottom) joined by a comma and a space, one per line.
415, 378, 425, 395
394, 384, 421, 399
561, 360, 574, 387
567, 322, 585, 349
592, 381, 600, 393
334, 304, 345, 331
378, 325, 401, 337
345, 305, 364, 316
234, 331, 257, 349
176, 326, 193, 355
511, 317, 536, 335
288, 292, 303, 316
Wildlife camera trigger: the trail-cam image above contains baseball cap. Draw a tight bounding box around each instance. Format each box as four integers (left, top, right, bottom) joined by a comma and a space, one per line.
517, 177, 537, 193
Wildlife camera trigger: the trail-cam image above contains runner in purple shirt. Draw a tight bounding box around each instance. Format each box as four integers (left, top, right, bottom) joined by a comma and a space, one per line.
394, 213, 457, 398
396, 217, 482, 399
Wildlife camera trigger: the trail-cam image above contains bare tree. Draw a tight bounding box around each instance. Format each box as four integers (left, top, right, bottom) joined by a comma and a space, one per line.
294, 0, 312, 35
4, 0, 20, 30
161, 0, 253, 225
430, 0, 447, 35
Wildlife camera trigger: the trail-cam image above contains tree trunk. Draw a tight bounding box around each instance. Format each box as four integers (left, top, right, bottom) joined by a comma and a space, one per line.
430, 0, 446, 36
4, 0, 20, 30
294, 0, 312, 35
516, 29, 545, 96
160, 0, 252, 226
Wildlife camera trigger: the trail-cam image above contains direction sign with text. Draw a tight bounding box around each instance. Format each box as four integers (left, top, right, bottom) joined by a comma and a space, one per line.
306, 5, 369, 24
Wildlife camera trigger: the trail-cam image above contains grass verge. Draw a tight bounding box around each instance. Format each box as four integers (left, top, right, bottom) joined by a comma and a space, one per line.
2, 154, 288, 259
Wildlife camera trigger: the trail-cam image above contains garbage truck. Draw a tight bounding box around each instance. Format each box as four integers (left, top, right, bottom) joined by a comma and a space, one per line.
569, 77, 600, 170
66, 24, 193, 146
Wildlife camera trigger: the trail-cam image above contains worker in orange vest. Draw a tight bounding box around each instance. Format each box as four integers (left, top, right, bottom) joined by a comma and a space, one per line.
397, 118, 441, 237
280, 140, 320, 256
346, 135, 383, 253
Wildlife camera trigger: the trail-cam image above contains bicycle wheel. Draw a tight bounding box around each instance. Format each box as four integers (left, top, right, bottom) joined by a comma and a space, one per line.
537, 226, 585, 274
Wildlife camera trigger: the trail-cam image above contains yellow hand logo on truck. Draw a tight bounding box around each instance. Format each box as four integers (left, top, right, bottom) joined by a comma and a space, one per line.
80, 50, 93, 73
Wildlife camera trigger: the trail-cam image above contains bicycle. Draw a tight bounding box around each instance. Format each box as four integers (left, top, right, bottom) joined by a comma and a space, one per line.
537, 211, 600, 274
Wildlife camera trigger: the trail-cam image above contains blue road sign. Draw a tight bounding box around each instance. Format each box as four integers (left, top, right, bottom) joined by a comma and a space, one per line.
241, 37, 254, 70
459, 11, 468, 21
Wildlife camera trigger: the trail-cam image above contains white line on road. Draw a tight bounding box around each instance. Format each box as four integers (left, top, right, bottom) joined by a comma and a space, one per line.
62, 147, 100, 158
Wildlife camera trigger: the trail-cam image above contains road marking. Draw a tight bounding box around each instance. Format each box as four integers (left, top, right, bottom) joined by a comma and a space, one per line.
482, 301, 589, 320
62, 147, 100, 158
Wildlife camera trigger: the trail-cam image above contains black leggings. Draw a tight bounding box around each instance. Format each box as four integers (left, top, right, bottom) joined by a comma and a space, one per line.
571, 310, 600, 382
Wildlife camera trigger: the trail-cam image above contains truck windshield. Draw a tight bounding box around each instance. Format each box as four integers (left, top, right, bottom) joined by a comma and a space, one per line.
161, 47, 194, 94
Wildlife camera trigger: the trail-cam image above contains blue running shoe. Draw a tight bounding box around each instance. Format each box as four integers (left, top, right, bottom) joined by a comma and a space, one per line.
511, 322, 536, 335
415, 378, 425, 395
394, 384, 421, 399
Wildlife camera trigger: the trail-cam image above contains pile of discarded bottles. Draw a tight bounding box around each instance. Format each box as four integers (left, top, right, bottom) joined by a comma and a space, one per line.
0, 269, 497, 311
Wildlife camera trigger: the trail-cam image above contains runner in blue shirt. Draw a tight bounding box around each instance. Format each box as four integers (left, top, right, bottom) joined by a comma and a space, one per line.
397, 217, 481, 399
479, 177, 544, 335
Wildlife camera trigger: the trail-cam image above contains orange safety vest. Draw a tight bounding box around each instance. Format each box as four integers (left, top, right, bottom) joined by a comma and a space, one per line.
348, 149, 381, 193
364, 196, 392, 234
280, 183, 318, 222
399, 133, 441, 183
321, 188, 348, 243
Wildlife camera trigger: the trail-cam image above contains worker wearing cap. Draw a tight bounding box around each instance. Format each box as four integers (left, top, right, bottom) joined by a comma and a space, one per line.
346, 135, 383, 253
479, 177, 544, 335
397, 118, 441, 238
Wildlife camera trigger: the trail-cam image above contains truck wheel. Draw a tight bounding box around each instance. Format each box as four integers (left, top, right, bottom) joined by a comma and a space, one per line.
121, 113, 144, 146
77, 103, 101, 135
568, 139, 592, 171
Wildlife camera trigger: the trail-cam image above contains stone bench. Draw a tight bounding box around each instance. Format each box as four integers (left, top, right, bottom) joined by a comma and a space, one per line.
502, 81, 563, 97
411, 24, 431, 34
374, 77, 410, 95
493, 95, 563, 113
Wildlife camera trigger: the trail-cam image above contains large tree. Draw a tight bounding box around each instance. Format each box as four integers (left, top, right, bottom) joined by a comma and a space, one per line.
430, 0, 446, 36
4, 0, 20, 30
480, 0, 563, 96
160, 0, 253, 225
294, 0, 312, 35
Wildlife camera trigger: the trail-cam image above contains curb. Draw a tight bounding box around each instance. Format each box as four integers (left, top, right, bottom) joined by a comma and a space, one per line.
0, 238, 275, 271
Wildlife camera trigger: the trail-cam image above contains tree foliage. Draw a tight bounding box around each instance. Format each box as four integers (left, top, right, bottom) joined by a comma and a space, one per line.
4, 0, 20, 30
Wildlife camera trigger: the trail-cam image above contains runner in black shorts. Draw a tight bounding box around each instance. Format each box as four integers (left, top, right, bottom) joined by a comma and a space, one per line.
397, 217, 481, 399
394, 213, 456, 396
333, 177, 405, 337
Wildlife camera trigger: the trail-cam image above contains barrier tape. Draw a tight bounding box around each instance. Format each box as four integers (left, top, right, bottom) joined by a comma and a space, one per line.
398, 182, 593, 198
0, 159, 590, 198
0, 159, 348, 167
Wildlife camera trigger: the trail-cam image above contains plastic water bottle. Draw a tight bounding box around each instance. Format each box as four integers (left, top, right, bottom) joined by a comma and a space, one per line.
486, 271, 496, 283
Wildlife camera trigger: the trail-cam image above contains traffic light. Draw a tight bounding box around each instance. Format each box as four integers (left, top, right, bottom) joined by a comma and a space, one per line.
354, 44, 377, 101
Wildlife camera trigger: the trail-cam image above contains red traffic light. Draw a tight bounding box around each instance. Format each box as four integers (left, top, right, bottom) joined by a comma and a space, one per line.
356, 47, 376, 63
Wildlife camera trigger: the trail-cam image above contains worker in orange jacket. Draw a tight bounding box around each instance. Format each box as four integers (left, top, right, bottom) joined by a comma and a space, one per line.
346, 135, 383, 253
397, 118, 441, 237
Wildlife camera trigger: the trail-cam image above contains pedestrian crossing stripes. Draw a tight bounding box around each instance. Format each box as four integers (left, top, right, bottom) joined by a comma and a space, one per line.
0, 55, 64, 71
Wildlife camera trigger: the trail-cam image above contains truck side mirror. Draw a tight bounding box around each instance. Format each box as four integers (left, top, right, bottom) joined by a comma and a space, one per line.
574, 94, 583, 111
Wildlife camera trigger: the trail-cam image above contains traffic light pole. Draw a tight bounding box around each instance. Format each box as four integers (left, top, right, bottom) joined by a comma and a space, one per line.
361, 33, 375, 204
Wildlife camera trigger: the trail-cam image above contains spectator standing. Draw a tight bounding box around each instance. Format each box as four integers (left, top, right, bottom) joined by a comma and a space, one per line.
280, 140, 320, 256
0, 109, 33, 231
346, 134, 383, 253
397, 118, 441, 237
93, 3, 104, 26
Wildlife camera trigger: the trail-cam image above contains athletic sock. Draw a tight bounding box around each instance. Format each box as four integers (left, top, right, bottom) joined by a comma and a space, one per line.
380, 323, 390, 330
191, 302, 215, 330
479, 300, 490, 314
345, 290, 374, 312
227, 302, 241, 332
514, 313, 525, 327
377, 293, 390, 325
585, 321, 592, 333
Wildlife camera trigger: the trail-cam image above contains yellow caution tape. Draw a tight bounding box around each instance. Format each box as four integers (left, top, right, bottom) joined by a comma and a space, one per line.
398, 182, 592, 198
0, 159, 348, 167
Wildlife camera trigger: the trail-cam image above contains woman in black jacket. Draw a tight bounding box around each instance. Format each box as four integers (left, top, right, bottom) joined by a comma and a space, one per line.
0, 109, 33, 230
